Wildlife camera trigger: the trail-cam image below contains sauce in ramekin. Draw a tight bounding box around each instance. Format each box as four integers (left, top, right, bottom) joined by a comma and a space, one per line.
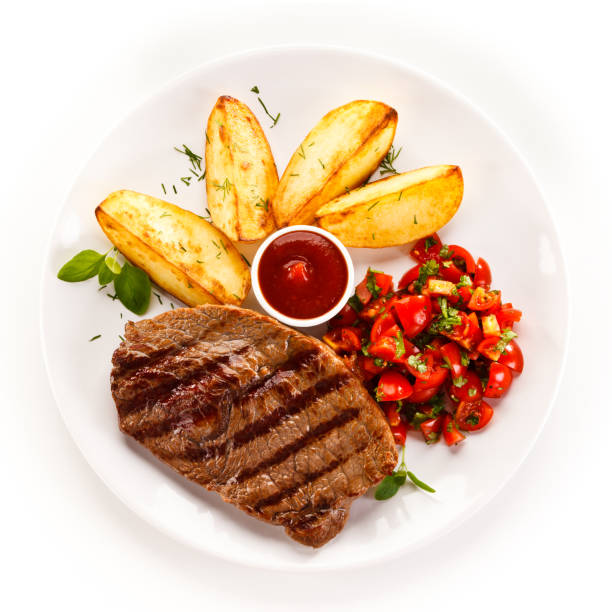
257, 230, 348, 319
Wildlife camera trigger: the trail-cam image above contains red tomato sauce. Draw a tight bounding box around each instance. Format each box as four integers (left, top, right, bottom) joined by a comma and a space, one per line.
258, 230, 348, 319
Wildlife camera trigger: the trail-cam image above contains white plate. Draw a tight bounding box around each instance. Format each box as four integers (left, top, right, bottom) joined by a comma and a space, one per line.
41, 46, 568, 570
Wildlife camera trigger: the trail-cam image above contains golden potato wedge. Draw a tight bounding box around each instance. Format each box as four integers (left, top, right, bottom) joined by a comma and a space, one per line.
315, 165, 463, 248
205, 95, 278, 242
95, 190, 250, 306
271, 100, 398, 227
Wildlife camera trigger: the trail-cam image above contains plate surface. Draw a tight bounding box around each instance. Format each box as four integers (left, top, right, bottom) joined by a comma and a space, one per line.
41, 46, 568, 570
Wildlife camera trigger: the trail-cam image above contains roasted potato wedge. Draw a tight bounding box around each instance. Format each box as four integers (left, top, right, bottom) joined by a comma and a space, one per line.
95, 190, 250, 306
271, 100, 397, 227
205, 95, 278, 242
315, 165, 463, 248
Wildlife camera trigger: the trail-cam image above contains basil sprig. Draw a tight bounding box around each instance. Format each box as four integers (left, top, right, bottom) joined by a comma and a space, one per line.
375, 446, 436, 500
57, 248, 152, 315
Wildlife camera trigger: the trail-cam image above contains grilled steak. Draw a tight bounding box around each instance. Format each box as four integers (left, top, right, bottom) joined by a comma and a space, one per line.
111, 304, 397, 547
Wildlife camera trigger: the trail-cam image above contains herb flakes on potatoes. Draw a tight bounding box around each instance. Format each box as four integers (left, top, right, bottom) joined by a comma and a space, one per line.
315, 165, 464, 248
271, 100, 398, 227
205, 95, 278, 242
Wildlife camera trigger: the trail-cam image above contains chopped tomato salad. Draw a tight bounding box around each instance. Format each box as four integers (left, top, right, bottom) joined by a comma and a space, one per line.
323, 233, 524, 447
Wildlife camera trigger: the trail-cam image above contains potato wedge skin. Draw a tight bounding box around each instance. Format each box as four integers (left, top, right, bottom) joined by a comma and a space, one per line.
272, 100, 398, 227
95, 190, 250, 306
205, 96, 278, 242
315, 165, 463, 248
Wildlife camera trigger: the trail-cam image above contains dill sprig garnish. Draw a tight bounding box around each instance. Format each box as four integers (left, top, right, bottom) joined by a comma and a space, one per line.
214, 178, 233, 200
255, 197, 269, 211
379, 145, 402, 175
250, 86, 280, 127
174, 145, 202, 172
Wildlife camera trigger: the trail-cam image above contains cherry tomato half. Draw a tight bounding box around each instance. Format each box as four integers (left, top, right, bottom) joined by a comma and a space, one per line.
449, 370, 483, 403
373, 272, 394, 296
440, 342, 467, 379
377, 371, 413, 402
446, 245, 476, 275
495, 305, 523, 331
393, 295, 432, 338
370, 313, 399, 344
359, 356, 386, 379
474, 257, 492, 288
359, 296, 387, 320
329, 303, 358, 328
404, 352, 434, 381
355, 277, 372, 304
484, 362, 513, 398
498, 339, 524, 373
442, 413, 465, 446
383, 402, 402, 427
438, 261, 464, 283
398, 264, 421, 290
413, 363, 449, 390
322, 327, 362, 353
441, 311, 482, 351
391, 421, 408, 445
477, 336, 502, 361
410, 233, 442, 263
468, 287, 502, 311
368, 336, 398, 362
420, 416, 443, 444
406, 385, 440, 403
455, 400, 494, 431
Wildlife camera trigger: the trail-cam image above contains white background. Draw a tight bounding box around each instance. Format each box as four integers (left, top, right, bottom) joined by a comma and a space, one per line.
2, 0, 610, 610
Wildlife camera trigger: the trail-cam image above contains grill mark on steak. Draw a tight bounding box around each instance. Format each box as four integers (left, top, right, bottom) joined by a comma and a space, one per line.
132, 349, 320, 443
115, 344, 251, 418
231, 373, 351, 448
253, 435, 371, 512
230, 407, 360, 485
172, 372, 350, 462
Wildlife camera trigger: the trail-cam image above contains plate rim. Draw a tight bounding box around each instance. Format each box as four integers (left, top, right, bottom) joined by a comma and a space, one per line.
39, 43, 571, 571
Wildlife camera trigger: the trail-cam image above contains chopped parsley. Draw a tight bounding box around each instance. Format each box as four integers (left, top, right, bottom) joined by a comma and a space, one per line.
452, 375, 467, 388
429, 297, 462, 333
424, 236, 439, 251
366, 269, 382, 299
439, 244, 453, 259
495, 329, 518, 353
456, 275, 473, 288
348, 294, 364, 312
414, 259, 439, 292
407, 353, 428, 374
394, 331, 406, 359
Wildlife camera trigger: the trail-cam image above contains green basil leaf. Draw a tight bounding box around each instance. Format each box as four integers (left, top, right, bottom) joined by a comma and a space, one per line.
393, 470, 407, 486
97, 259, 116, 285
374, 470, 407, 500
374, 475, 401, 500
406, 470, 436, 493
57, 250, 105, 282
114, 262, 151, 315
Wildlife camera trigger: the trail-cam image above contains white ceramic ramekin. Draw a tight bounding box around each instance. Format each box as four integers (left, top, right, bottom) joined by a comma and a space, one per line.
251, 225, 355, 328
